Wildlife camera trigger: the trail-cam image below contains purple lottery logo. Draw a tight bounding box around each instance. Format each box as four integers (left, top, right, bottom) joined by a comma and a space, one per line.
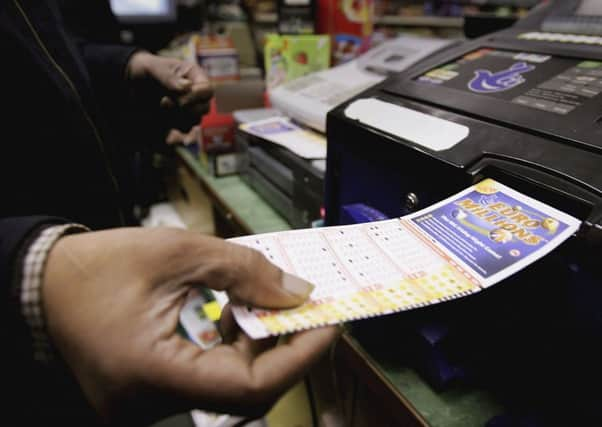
468, 62, 535, 94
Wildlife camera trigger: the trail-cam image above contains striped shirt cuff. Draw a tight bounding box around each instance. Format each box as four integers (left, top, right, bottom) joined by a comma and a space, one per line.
21, 224, 89, 363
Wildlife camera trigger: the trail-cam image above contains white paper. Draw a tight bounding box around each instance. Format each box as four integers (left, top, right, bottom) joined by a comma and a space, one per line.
239, 117, 326, 159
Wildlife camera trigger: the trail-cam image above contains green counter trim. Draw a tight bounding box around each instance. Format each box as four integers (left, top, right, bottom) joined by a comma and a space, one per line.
176, 147, 291, 234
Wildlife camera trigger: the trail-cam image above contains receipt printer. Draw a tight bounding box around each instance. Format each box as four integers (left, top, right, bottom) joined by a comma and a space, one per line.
325, 0, 602, 423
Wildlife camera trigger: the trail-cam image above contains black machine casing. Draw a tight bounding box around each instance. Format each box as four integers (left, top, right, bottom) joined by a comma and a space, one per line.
236, 129, 324, 228
326, 1, 602, 423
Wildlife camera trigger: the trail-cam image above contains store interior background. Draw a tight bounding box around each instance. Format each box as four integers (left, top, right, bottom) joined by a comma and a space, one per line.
101, 2, 573, 427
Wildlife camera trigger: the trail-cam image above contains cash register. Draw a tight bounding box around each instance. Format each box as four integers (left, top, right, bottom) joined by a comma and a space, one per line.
325, 0, 602, 424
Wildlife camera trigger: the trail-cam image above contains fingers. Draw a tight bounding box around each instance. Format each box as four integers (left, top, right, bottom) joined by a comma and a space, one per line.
166, 62, 210, 95
180, 62, 209, 88
63, 228, 316, 313
161, 79, 212, 117
218, 304, 238, 344
165, 126, 199, 145
39, 226, 337, 425
202, 242, 315, 309
219, 305, 277, 355
226, 270, 315, 310
176, 84, 213, 110
146, 326, 341, 417
243, 326, 341, 398
140, 56, 211, 114
165, 61, 195, 92
166, 129, 186, 145
171, 62, 213, 109
137, 233, 313, 310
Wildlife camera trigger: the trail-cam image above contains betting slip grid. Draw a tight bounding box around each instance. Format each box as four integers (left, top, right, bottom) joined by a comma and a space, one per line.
231, 219, 481, 339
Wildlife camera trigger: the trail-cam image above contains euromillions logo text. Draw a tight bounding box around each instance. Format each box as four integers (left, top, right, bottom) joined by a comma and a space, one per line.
468, 62, 535, 94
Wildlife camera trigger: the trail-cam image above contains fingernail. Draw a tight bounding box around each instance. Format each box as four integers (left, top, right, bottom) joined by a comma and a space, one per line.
282, 272, 314, 299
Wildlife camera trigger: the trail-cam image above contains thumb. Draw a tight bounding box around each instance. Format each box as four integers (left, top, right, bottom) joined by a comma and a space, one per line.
162, 76, 192, 93
229, 270, 315, 309
164, 62, 195, 92
206, 243, 314, 309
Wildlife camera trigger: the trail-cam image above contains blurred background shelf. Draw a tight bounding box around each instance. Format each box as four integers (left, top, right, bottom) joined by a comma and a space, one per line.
254, 11, 277, 24
375, 15, 464, 27
255, 13, 464, 28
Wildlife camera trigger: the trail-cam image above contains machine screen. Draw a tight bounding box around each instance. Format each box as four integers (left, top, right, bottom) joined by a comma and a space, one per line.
109, 0, 176, 22
416, 48, 602, 115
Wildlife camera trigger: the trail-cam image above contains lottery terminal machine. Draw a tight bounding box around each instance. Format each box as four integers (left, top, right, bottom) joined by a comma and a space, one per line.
325, 0, 602, 425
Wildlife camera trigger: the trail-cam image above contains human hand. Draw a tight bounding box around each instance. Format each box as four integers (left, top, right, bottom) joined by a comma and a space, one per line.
165, 125, 200, 146
42, 227, 339, 426
127, 51, 213, 116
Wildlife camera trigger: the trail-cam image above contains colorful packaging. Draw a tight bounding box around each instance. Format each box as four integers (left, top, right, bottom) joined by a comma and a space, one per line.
264, 34, 331, 90
189, 35, 240, 83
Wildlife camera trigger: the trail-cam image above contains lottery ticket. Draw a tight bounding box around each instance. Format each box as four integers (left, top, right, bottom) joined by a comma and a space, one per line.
230, 179, 581, 339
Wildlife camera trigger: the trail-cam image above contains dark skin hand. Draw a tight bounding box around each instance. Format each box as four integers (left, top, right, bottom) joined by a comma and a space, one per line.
127, 51, 214, 144
43, 227, 340, 426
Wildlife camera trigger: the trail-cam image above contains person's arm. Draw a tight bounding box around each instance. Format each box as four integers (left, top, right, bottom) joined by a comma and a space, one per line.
57, 1, 211, 143
77, 40, 140, 95
71, 38, 212, 142
1, 216, 77, 320
5, 225, 339, 426
56, 0, 139, 100
1, 217, 110, 426
1, 217, 88, 359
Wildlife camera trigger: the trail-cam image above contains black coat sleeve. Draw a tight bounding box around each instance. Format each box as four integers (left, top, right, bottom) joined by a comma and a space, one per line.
0, 216, 69, 311
0, 216, 77, 358
0, 216, 102, 426
77, 41, 139, 91
68, 38, 140, 107
0, 216, 71, 360
56, 0, 140, 98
